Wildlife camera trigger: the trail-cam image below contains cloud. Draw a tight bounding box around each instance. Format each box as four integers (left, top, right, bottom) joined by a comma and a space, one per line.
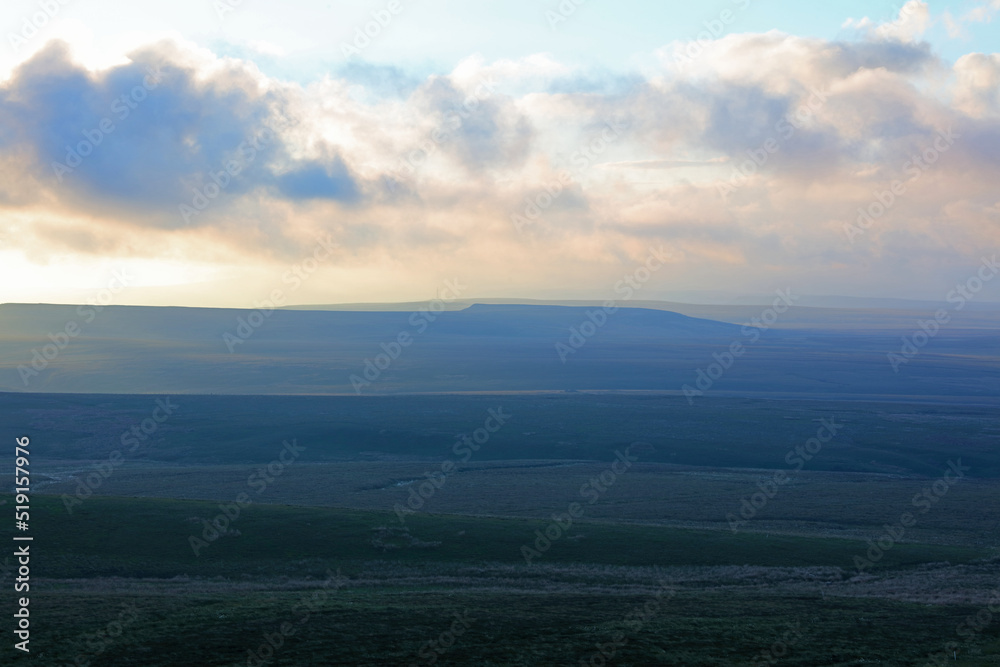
411, 74, 534, 172
941, 0, 1000, 41
875, 1, 931, 42
1, 27, 999, 303
274, 158, 358, 201
962, 0, 1000, 24
335, 61, 423, 100
604, 158, 729, 169
0, 39, 361, 230
942, 11, 967, 39
843, 1, 931, 44
952, 53, 1000, 118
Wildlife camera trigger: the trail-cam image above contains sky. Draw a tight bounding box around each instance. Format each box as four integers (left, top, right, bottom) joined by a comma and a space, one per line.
0, 0, 998, 307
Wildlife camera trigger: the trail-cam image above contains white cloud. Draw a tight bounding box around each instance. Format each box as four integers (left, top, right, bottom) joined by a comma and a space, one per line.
842, 1, 930, 43
841, 17, 872, 30
952, 53, 1000, 117
874, 1, 931, 43
962, 0, 1000, 23
941, 0, 1000, 40
247, 40, 286, 57
942, 11, 967, 39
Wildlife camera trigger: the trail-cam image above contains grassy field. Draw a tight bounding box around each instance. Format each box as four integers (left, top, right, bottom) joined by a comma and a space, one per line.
11, 495, 1000, 666
12, 392, 1000, 475
37, 461, 1000, 548
7, 392, 1000, 664
26, 495, 994, 575
18, 586, 1000, 666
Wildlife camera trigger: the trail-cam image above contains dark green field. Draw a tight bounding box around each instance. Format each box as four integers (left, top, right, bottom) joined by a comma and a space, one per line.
12, 496, 1000, 666
12, 392, 1000, 475
7, 392, 1000, 665
24, 583, 1000, 666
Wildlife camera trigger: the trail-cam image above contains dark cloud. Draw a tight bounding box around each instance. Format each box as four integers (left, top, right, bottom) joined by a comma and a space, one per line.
701, 84, 792, 150
960, 121, 1000, 171
0, 40, 361, 227
826, 39, 935, 77
414, 75, 533, 172
274, 158, 358, 201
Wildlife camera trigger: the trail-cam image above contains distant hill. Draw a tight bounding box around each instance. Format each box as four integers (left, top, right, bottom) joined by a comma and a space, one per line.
281, 298, 1000, 330
0, 302, 997, 399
